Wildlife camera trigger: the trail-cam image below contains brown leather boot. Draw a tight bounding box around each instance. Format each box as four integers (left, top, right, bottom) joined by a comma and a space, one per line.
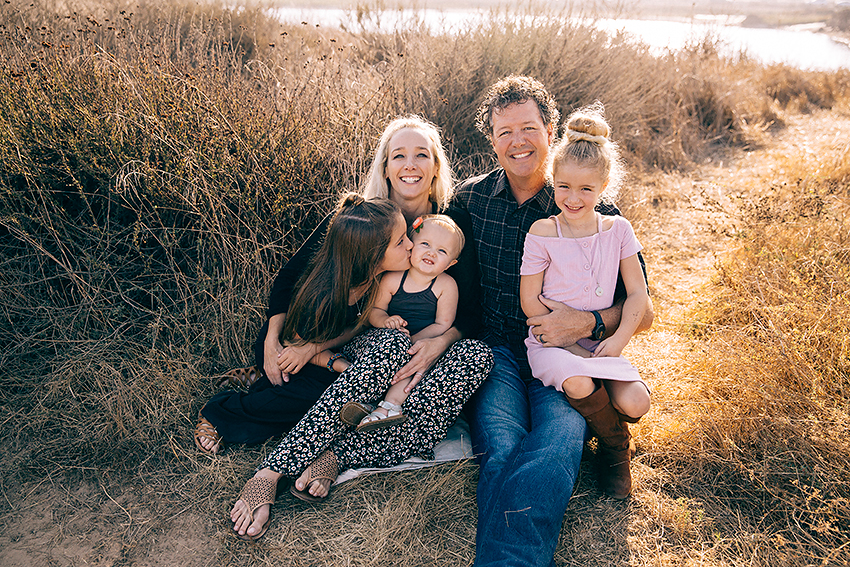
617, 411, 639, 459
566, 386, 633, 499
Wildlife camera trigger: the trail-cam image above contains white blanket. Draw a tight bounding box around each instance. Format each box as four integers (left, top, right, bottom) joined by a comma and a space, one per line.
334, 415, 474, 484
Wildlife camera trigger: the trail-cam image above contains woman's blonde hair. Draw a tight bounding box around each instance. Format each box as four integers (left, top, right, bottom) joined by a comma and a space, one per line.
361, 115, 455, 211
282, 194, 402, 344
550, 101, 624, 204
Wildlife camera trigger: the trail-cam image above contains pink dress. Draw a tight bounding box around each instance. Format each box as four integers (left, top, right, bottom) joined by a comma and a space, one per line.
521, 213, 646, 392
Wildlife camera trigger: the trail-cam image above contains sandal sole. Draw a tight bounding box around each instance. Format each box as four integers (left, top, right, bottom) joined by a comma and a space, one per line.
340, 401, 374, 426
356, 413, 408, 433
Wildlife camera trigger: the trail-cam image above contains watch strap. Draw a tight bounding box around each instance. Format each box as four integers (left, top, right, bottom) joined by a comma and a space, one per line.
590, 310, 605, 341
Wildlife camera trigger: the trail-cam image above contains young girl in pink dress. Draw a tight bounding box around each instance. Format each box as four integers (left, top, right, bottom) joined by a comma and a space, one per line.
519, 102, 651, 499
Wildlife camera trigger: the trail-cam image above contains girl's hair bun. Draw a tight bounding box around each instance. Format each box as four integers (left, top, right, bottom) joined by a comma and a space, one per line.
340, 193, 366, 208
565, 101, 610, 145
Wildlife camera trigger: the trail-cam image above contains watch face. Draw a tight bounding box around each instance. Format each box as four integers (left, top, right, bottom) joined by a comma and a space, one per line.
593, 324, 604, 340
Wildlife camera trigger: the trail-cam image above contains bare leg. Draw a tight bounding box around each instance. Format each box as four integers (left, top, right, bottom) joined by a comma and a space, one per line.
605, 380, 651, 420
560, 375, 595, 399
370, 378, 411, 418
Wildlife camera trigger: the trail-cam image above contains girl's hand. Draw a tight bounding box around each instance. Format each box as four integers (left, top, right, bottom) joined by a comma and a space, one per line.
277, 342, 319, 375
264, 338, 289, 386
383, 315, 408, 330
593, 335, 626, 358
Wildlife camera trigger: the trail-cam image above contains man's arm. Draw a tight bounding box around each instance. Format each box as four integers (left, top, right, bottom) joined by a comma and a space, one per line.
527, 295, 654, 348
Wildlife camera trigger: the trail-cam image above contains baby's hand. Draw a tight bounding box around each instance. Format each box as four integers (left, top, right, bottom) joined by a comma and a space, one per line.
383, 315, 408, 330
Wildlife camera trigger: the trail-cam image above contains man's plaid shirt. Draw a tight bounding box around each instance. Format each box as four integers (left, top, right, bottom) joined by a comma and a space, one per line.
454, 167, 624, 366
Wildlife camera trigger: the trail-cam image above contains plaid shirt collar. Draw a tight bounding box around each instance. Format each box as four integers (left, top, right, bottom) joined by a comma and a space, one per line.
488, 168, 555, 211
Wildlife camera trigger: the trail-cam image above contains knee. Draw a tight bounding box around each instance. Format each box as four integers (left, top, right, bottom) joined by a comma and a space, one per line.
363, 328, 412, 357
612, 387, 651, 420
561, 375, 594, 399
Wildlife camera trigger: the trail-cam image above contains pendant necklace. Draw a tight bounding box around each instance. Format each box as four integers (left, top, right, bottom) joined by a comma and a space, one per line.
351, 289, 366, 316
563, 213, 604, 297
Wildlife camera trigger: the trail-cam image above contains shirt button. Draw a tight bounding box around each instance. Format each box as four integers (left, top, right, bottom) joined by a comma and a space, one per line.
584, 286, 590, 292
584, 264, 590, 270
582, 242, 589, 248
582, 304, 589, 310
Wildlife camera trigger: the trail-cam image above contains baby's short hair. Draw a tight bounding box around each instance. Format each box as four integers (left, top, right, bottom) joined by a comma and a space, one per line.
413, 214, 465, 259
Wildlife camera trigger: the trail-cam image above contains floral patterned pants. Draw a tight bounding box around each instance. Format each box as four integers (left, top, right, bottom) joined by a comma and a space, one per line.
259, 328, 493, 475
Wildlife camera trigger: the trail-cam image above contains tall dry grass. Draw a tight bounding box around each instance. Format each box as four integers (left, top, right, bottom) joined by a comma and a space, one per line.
1, 0, 850, 565
651, 146, 850, 564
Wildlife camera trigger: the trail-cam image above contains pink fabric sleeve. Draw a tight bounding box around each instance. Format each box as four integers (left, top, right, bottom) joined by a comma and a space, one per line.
520, 233, 551, 276
616, 216, 643, 259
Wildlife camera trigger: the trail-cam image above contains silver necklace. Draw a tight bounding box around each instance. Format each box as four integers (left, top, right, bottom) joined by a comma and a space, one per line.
562, 214, 604, 297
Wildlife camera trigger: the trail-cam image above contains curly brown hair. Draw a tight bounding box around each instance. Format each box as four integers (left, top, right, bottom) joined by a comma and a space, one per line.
474, 75, 560, 138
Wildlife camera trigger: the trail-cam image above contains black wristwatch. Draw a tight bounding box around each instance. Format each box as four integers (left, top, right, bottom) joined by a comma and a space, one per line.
590, 310, 606, 341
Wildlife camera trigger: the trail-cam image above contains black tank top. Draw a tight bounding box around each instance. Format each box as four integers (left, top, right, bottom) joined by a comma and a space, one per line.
387, 271, 438, 335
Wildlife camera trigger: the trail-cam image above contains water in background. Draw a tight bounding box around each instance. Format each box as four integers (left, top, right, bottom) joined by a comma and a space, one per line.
271, 7, 850, 71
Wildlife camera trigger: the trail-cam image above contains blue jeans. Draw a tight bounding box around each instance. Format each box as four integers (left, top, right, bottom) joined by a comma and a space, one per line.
466, 345, 587, 567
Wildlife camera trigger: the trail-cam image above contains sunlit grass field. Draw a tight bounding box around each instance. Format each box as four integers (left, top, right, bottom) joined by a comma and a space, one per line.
1, 1, 848, 565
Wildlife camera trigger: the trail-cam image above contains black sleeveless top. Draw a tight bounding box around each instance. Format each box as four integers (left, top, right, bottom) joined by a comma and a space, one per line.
387, 271, 438, 335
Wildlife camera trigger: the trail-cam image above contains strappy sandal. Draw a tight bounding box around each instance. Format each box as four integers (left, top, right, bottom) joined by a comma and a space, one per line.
215, 366, 261, 389
234, 476, 277, 541
340, 401, 375, 426
289, 450, 338, 503
356, 400, 408, 433
194, 416, 222, 455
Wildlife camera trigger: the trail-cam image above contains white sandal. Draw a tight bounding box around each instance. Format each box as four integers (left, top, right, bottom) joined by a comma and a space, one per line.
356, 400, 408, 432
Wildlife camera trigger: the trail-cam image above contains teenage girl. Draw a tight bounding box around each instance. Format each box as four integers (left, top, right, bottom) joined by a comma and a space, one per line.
229, 206, 491, 540
194, 194, 412, 454
519, 102, 651, 499
351, 214, 465, 431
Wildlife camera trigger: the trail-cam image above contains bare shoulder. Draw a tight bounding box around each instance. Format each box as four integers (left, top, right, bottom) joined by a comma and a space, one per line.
529, 217, 558, 237
601, 214, 631, 232
379, 270, 404, 292
433, 272, 458, 295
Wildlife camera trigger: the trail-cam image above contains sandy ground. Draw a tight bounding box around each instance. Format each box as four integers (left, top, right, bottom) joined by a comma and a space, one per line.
1, 109, 848, 566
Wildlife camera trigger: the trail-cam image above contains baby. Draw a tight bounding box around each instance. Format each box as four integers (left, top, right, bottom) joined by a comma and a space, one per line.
356, 214, 464, 431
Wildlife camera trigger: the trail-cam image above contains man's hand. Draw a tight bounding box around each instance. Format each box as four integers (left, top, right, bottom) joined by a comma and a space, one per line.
526, 296, 594, 348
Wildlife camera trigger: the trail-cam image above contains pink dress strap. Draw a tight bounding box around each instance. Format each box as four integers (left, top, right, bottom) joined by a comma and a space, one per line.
550, 215, 563, 238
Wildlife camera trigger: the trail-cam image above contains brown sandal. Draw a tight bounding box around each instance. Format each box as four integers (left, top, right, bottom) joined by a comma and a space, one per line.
194, 416, 222, 455
215, 366, 261, 389
340, 401, 374, 426
289, 450, 338, 503
235, 476, 277, 541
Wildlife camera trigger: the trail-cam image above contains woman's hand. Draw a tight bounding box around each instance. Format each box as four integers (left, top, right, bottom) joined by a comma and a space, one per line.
277, 342, 319, 376
391, 332, 454, 393
264, 338, 289, 386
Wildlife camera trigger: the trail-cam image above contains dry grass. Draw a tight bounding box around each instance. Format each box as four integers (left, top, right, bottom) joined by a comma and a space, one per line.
2, 0, 850, 565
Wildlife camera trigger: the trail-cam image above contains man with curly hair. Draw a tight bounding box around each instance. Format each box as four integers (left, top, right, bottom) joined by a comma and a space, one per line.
455, 75, 654, 566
